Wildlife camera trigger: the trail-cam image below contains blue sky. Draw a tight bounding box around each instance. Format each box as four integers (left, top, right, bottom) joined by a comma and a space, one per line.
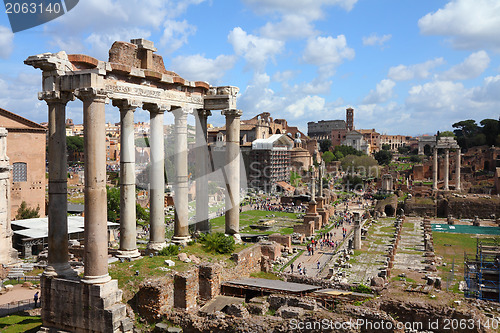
0, 0, 499, 136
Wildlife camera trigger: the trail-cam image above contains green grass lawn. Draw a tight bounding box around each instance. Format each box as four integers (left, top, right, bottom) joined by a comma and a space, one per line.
0, 315, 42, 333
210, 210, 301, 235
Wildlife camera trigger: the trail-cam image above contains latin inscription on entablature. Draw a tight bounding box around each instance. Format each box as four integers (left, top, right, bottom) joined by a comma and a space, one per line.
204, 96, 236, 110
104, 80, 203, 106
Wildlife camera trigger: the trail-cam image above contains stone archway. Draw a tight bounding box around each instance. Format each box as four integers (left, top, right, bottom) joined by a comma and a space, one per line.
384, 204, 395, 216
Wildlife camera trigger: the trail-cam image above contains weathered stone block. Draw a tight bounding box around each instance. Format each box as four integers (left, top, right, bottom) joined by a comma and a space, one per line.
268, 234, 292, 248
277, 306, 304, 319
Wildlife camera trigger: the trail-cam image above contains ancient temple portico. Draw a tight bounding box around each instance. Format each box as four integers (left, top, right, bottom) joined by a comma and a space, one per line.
432, 137, 461, 191
25, 38, 242, 332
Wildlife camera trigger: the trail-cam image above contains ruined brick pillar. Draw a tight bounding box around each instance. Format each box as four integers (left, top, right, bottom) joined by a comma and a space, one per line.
114, 99, 141, 258
222, 109, 243, 238
40, 91, 76, 278
174, 269, 199, 311
198, 263, 222, 301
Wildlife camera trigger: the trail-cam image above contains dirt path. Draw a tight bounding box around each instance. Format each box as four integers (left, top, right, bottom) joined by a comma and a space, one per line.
0, 284, 38, 305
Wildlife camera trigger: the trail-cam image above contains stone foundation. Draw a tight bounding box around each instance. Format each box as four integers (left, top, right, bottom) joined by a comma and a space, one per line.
40, 276, 132, 333
293, 221, 314, 237
174, 268, 199, 312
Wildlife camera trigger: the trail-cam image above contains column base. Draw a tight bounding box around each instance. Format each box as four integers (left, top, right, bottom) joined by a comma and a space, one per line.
231, 233, 242, 244
172, 236, 191, 245
81, 273, 112, 284
43, 263, 78, 279
146, 241, 167, 252
116, 249, 141, 259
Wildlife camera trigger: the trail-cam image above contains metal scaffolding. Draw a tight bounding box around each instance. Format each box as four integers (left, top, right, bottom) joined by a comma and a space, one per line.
464, 238, 500, 302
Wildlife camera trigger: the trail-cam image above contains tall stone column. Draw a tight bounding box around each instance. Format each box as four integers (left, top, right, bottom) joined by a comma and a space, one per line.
195, 109, 211, 232
76, 88, 110, 284
456, 150, 461, 191
113, 99, 140, 258
432, 147, 438, 190
222, 109, 243, 237
444, 148, 449, 191
172, 107, 191, 244
41, 91, 76, 278
144, 103, 169, 251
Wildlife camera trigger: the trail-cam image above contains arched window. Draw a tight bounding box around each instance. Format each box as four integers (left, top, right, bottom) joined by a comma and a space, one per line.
13, 162, 27, 182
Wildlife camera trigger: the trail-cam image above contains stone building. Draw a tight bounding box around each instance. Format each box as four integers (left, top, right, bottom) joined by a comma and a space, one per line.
358, 128, 381, 154
380, 134, 411, 151
342, 130, 370, 154
308, 119, 346, 141
248, 134, 293, 192
0, 108, 46, 218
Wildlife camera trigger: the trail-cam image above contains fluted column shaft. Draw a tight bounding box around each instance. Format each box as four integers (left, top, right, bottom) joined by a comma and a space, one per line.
432, 148, 438, 190
78, 88, 110, 284
222, 109, 242, 235
172, 108, 190, 243
146, 105, 167, 251
456, 150, 461, 191
444, 148, 449, 191
114, 100, 140, 257
41, 91, 76, 278
195, 110, 211, 232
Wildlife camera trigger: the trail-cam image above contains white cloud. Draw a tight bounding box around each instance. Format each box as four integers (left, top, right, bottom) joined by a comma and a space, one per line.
302, 35, 354, 77
228, 27, 284, 71
170, 54, 237, 84
362, 33, 392, 47
437, 51, 490, 80
388, 58, 445, 81
160, 19, 197, 53
418, 0, 500, 51
285, 95, 325, 118
260, 15, 316, 40
0, 26, 14, 59
472, 75, 500, 102
363, 79, 395, 104
272, 70, 297, 82
242, 0, 358, 20
406, 80, 472, 112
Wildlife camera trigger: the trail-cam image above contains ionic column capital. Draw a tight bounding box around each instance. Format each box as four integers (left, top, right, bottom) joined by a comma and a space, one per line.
143, 102, 170, 114
38, 91, 75, 104
112, 98, 142, 111
75, 88, 108, 103
172, 106, 193, 119
221, 109, 243, 118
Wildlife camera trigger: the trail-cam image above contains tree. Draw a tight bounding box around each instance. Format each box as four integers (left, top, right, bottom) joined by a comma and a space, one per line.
67, 136, 84, 153
397, 145, 411, 155
15, 201, 40, 220
480, 119, 499, 146
319, 139, 332, 153
438, 131, 456, 138
374, 150, 393, 165
107, 186, 120, 223
453, 119, 479, 148
382, 144, 391, 151
322, 151, 335, 163
340, 155, 378, 177
333, 145, 364, 157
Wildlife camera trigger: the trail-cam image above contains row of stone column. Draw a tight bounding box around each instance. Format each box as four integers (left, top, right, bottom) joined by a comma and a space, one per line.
432, 148, 461, 191
41, 89, 242, 284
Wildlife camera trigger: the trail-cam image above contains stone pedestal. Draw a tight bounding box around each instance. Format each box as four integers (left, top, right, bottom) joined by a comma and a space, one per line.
316, 197, 329, 227
303, 200, 322, 232
40, 276, 133, 333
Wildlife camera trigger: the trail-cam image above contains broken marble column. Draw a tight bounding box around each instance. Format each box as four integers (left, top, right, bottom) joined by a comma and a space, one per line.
144, 103, 169, 251
444, 148, 449, 191
222, 109, 243, 237
41, 91, 76, 278
432, 147, 438, 190
114, 99, 140, 258
77, 88, 110, 284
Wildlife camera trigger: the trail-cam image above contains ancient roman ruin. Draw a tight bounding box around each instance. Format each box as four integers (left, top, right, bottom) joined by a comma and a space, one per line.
25, 38, 243, 332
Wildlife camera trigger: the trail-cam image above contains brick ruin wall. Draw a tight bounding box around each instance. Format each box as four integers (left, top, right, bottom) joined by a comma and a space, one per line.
135, 242, 281, 321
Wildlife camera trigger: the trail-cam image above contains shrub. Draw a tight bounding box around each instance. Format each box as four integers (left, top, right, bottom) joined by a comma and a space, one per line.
351, 284, 372, 294
159, 244, 179, 256
201, 232, 235, 254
